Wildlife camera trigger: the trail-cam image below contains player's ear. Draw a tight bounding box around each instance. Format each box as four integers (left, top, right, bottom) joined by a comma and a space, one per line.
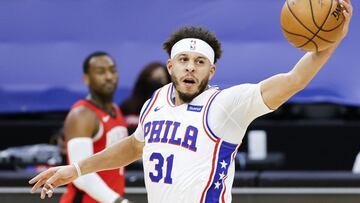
83, 74, 90, 86
209, 64, 216, 80
166, 59, 173, 76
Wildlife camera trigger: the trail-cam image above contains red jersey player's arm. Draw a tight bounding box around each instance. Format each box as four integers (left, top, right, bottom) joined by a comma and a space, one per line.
63, 106, 127, 203
63, 106, 99, 141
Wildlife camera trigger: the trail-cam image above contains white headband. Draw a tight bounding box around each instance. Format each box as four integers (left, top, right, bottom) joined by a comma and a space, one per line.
170, 38, 215, 64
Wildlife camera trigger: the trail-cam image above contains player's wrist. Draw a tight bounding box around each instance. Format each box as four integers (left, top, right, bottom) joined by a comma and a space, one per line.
72, 162, 82, 178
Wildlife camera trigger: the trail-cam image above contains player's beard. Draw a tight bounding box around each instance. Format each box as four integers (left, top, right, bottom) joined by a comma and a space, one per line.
89, 82, 117, 104
171, 74, 209, 103
90, 88, 114, 104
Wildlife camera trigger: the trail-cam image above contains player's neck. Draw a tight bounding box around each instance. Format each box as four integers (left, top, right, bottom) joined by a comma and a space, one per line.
173, 90, 192, 106
173, 95, 186, 106
87, 93, 114, 114
172, 85, 209, 106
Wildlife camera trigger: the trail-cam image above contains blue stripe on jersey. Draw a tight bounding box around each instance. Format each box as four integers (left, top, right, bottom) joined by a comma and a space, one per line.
139, 89, 158, 123
205, 91, 221, 139
204, 140, 238, 203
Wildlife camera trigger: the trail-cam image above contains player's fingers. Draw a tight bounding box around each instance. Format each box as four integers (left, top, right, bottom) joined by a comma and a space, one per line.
45, 172, 62, 187
343, 9, 350, 20
40, 182, 54, 199
340, 0, 352, 14
30, 178, 47, 193
29, 172, 46, 184
40, 187, 47, 199
340, 0, 352, 26
341, 0, 351, 4
29, 167, 59, 184
342, 7, 351, 23
47, 189, 54, 198
45, 183, 54, 198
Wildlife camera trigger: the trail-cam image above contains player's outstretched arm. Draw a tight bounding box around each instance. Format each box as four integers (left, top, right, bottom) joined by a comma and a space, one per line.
29, 134, 144, 199
260, 0, 352, 110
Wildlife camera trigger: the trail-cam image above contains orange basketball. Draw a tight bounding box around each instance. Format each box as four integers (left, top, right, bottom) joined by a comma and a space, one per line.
280, 0, 345, 52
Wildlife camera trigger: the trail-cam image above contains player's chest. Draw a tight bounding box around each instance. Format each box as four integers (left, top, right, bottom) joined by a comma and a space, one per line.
143, 105, 208, 152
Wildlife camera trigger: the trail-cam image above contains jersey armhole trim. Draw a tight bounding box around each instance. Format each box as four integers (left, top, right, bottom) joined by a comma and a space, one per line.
202, 90, 221, 142
140, 88, 161, 125
166, 83, 176, 107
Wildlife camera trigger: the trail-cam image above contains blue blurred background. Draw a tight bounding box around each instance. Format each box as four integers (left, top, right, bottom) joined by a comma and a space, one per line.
0, 0, 359, 113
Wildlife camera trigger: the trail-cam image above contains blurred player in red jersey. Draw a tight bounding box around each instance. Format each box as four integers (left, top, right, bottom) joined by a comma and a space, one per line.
60, 52, 132, 203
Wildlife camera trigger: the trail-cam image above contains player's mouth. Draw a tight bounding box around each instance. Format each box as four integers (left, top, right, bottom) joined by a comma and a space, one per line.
103, 82, 116, 90
182, 77, 197, 88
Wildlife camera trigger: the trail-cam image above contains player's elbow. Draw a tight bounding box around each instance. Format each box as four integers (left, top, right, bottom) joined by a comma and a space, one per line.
286, 73, 307, 92
130, 135, 144, 160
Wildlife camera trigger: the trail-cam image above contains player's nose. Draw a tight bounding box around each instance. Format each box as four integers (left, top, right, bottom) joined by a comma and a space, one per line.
185, 62, 195, 72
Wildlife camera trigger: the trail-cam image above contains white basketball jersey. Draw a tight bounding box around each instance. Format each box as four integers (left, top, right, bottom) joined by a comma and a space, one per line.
138, 83, 239, 203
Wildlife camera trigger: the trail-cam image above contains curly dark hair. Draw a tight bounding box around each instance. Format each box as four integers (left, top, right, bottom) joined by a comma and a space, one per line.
163, 26, 222, 64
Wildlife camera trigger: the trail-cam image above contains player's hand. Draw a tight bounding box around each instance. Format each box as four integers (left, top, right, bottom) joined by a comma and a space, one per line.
339, 0, 353, 39
114, 197, 135, 203
29, 164, 78, 199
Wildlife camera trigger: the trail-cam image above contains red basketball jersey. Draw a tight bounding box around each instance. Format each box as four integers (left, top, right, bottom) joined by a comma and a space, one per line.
60, 99, 128, 203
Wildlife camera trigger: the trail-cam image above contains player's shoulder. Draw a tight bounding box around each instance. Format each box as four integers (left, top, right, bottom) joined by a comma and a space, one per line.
142, 83, 169, 101
145, 83, 170, 105
67, 104, 98, 124
224, 83, 258, 90
219, 83, 259, 96
64, 103, 99, 138
157, 83, 172, 95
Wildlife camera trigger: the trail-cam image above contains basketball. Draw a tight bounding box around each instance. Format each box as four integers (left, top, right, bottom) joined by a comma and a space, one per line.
281, 0, 345, 52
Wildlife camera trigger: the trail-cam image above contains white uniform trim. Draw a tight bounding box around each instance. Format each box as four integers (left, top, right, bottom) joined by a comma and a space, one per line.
67, 137, 120, 203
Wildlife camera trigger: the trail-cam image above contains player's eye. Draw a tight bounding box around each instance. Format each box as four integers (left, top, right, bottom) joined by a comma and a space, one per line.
109, 67, 117, 74
95, 69, 105, 74
179, 57, 188, 62
196, 59, 205, 65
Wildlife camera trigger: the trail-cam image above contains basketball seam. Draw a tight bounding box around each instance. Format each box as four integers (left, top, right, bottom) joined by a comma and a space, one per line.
310, 0, 329, 29
282, 27, 318, 51
296, 0, 336, 49
319, 19, 345, 32
285, 0, 335, 47
310, 0, 345, 32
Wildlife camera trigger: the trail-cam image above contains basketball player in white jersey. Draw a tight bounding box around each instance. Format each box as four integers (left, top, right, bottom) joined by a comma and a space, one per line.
29, 1, 352, 202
